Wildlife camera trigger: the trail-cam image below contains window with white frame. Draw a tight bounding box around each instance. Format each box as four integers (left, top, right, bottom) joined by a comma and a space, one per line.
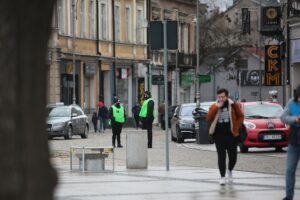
125, 6, 131, 42
90, 0, 96, 39
136, 9, 143, 44
57, 0, 65, 34
100, 2, 107, 40
115, 5, 120, 42
80, 0, 86, 37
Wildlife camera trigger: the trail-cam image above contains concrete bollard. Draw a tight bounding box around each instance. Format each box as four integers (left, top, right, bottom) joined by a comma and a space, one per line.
126, 130, 148, 169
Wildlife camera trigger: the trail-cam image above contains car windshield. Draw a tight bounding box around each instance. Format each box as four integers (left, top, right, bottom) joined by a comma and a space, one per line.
244, 104, 283, 119
180, 106, 195, 116
49, 107, 70, 117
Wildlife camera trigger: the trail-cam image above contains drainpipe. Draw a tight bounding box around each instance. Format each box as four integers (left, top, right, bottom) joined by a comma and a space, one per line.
112, 0, 117, 102
96, 0, 103, 102
147, 0, 151, 92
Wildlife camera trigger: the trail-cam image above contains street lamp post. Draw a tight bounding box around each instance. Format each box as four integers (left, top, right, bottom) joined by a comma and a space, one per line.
194, 0, 201, 144
72, 0, 76, 105
195, 0, 200, 108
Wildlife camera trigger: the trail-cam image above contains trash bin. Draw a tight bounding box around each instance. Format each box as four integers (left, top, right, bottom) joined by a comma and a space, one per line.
197, 116, 210, 144
126, 130, 148, 169
193, 108, 210, 144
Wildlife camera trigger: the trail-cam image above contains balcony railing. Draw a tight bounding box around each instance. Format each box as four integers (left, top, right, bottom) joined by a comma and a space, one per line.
288, 0, 300, 18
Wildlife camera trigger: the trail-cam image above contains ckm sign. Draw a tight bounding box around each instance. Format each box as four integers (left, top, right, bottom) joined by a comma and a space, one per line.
265, 45, 282, 86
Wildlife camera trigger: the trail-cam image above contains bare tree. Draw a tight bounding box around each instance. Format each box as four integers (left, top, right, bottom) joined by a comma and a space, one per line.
0, 1, 57, 199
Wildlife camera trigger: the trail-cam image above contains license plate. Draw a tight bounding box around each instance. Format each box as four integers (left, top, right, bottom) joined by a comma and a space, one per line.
263, 135, 282, 140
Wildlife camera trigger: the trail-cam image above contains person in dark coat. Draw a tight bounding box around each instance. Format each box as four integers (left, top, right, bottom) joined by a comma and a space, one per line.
92, 112, 98, 133
132, 102, 141, 129
98, 101, 108, 133
139, 91, 155, 148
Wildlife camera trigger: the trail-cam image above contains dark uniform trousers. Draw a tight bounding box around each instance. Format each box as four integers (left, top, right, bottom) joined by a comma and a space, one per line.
112, 122, 122, 146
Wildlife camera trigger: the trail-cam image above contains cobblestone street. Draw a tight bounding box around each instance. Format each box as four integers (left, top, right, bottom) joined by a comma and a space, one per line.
49, 127, 299, 175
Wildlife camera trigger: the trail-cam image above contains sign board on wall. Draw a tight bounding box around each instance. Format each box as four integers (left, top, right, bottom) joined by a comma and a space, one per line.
265, 45, 282, 86
238, 70, 264, 86
152, 75, 164, 85
291, 39, 300, 63
138, 78, 145, 105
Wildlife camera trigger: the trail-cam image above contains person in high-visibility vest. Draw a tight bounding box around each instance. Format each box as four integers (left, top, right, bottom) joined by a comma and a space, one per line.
108, 99, 126, 148
139, 91, 155, 148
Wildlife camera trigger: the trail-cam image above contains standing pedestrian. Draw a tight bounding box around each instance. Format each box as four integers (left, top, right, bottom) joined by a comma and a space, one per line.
158, 102, 165, 130
280, 85, 300, 200
139, 91, 154, 148
98, 101, 108, 133
92, 112, 98, 133
132, 102, 141, 129
206, 88, 244, 185
108, 99, 126, 148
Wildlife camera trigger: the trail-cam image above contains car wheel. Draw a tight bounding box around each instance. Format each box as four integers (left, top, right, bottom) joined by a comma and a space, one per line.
275, 147, 283, 152
239, 143, 248, 153
81, 125, 89, 139
176, 127, 184, 143
64, 126, 72, 140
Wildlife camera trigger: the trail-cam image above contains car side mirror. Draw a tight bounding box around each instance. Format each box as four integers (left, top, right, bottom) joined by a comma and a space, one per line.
173, 113, 178, 118
72, 113, 78, 118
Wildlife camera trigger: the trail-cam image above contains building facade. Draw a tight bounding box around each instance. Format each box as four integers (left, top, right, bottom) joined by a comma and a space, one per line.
149, 0, 204, 108
287, 0, 300, 97
198, 0, 288, 104
48, 0, 148, 115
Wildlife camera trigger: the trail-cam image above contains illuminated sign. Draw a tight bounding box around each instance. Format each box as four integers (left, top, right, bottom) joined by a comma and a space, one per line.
265, 45, 282, 86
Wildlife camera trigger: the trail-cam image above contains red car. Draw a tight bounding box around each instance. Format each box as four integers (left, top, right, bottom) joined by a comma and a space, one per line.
239, 101, 289, 153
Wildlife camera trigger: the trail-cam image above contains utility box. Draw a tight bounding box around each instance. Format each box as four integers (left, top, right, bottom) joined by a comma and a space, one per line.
126, 130, 148, 169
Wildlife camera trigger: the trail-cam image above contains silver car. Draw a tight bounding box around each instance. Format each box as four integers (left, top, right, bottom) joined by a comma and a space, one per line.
47, 105, 89, 140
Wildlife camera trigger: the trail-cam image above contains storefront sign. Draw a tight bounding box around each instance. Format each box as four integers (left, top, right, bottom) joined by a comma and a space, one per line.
152, 75, 164, 85
291, 39, 300, 63
181, 71, 194, 87
239, 70, 264, 86
265, 45, 282, 86
121, 68, 127, 79
138, 78, 145, 105
66, 63, 73, 74
85, 64, 97, 77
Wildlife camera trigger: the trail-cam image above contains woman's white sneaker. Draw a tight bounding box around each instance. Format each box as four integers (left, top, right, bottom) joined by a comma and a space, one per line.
227, 170, 233, 184
219, 177, 226, 185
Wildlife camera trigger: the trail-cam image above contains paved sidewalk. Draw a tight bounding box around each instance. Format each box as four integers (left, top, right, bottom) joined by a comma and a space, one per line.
54, 165, 300, 200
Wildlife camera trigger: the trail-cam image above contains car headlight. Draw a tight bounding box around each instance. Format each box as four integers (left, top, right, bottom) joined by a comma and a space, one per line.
244, 121, 256, 129
52, 122, 66, 128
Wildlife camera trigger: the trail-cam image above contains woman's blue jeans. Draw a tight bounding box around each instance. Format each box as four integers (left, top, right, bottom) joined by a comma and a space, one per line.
286, 143, 300, 199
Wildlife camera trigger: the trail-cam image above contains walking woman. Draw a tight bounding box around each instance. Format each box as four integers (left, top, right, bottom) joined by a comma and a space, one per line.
280, 85, 300, 200
206, 88, 244, 185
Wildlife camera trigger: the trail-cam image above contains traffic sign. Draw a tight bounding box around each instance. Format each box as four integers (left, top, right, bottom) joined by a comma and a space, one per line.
199, 75, 211, 83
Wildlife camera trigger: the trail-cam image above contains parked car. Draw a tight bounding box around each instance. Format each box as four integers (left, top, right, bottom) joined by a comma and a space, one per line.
47, 104, 89, 140
239, 101, 289, 153
161, 105, 178, 130
46, 102, 64, 115
171, 102, 214, 143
